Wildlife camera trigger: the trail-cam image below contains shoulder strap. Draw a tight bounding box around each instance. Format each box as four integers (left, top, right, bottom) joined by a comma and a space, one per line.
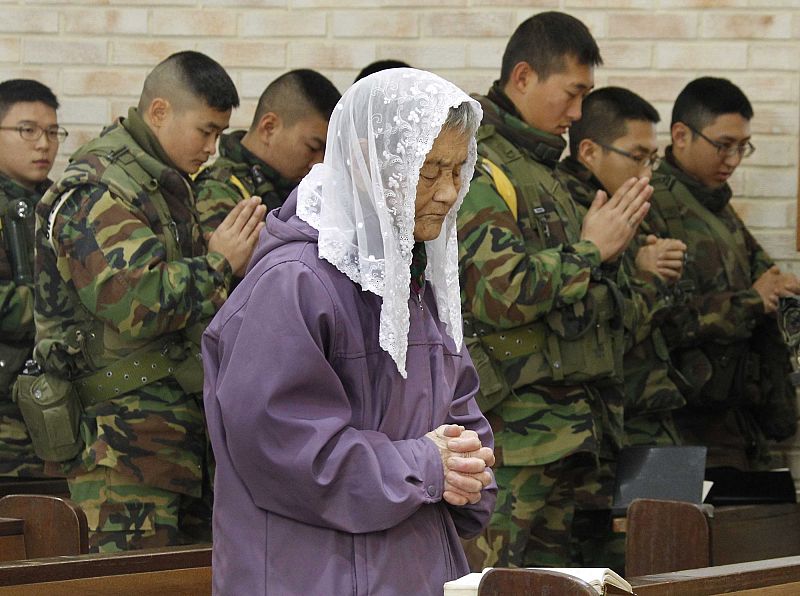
193, 163, 250, 203
477, 128, 569, 248
656, 177, 750, 285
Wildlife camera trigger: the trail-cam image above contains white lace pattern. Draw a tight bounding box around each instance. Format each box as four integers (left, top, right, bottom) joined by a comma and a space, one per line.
297, 68, 481, 377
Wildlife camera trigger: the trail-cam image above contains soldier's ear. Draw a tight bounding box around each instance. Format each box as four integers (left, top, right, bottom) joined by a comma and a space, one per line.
672, 122, 690, 150
509, 61, 539, 94
578, 138, 598, 168
258, 112, 281, 144
147, 98, 170, 130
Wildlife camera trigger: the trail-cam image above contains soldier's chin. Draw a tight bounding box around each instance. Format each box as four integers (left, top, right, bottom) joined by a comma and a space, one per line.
184, 160, 204, 175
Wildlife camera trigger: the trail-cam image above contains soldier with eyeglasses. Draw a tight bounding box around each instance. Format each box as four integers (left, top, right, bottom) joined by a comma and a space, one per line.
0, 79, 66, 478
649, 77, 800, 470
554, 86, 690, 570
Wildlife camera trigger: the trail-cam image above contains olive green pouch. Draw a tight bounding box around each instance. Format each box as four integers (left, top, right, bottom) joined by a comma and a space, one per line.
14, 373, 83, 462
465, 335, 510, 413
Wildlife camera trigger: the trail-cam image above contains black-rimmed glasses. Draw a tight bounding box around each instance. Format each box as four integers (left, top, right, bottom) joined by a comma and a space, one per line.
684, 123, 755, 159
595, 142, 662, 169
0, 122, 68, 143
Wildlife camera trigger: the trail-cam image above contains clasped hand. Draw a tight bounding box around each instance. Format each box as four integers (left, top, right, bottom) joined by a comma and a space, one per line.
425, 424, 494, 507
581, 177, 653, 262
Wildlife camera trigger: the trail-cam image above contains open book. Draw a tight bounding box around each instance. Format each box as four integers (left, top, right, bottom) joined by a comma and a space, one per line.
443, 567, 633, 595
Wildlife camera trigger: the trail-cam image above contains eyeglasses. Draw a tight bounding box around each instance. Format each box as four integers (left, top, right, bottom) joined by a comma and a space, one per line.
684, 123, 755, 159
0, 122, 68, 143
595, 142, 662, 169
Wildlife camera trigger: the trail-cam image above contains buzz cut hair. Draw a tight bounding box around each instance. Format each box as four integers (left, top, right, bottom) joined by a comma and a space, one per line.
671, 76, 753, 132
354, 60, 411, 83
138, 51, 239, 113
0, 79, 59, 123
250, 69, 341, 130
568, 87, 660, 156
500, 11, 602, 86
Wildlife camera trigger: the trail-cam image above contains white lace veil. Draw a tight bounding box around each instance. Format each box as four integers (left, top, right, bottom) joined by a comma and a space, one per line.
296, 68, 482, 377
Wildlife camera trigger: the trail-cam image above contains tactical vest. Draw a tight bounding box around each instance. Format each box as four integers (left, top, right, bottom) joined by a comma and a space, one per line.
651, 175, 753, 409
465, 126, 626, 412
36, 125, 205, 406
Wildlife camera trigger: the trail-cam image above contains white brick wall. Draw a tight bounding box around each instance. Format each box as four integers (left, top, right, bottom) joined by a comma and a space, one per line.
0, 2, 795, 273
0, 0, 797, 477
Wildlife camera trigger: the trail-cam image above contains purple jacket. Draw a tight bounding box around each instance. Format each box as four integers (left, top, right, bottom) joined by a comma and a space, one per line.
202, 192, 496, 595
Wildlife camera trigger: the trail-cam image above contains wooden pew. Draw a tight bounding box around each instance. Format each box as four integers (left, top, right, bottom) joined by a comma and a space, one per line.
630, 555, 800, 595
0, 494, 88, 561
621, 498, 800, 577
456, 557, 800, 595
0, 544, 211, 595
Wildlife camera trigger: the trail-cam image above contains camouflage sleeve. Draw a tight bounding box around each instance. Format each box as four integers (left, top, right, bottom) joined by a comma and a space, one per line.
51, 184, 232, 341
193, 177, 242, 237
0, 280, 33, 341
458, 171, 602, 329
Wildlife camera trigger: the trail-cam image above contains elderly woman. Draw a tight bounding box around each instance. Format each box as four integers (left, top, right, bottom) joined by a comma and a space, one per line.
202, 68, 496, 595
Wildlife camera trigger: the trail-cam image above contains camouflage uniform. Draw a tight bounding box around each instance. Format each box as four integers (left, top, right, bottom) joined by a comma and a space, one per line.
554, 156, 686, 572
32, 107, 232, 552
457, 87, 631, 569
0, 174, 48, 477
555, 156, 685, 448
649, 149, 795, 469
193, 130, 295, 235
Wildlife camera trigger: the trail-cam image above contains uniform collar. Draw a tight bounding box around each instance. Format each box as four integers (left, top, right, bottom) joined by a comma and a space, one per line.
219, 131, 297, 200
555, 156, 605, 209
659, 146, 732, 212
121, 107, 183, 176
477, 83, 566, 169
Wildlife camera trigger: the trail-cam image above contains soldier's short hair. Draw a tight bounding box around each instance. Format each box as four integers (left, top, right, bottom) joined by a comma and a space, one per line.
500, 11, 602, 86
354, 60, 411, 83
568, 87, 660, 156
0, 79, 59, 123
250, 69, 340, 129
138, 51, 239, 113
671, 77, 753, 131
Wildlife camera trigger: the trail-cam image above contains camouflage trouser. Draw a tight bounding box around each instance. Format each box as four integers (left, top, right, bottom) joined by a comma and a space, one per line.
462, 453, 595, 570
68, 465, 212, 553
571, 458, 624, 574
0, 400, 46, 478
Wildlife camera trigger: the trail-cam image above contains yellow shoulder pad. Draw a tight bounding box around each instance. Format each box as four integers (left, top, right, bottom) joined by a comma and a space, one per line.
191, 165, 250, 202
480, 157, 517, 220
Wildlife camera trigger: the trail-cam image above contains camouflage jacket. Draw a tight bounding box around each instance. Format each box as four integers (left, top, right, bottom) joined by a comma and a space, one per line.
458, 88, 625, 467
193, 130, 296, 234
34, 109, 232, 494
650, 153, 771, 347
0, 175, 48, 394
649, 151, 775, 410
555, 157, 686, 421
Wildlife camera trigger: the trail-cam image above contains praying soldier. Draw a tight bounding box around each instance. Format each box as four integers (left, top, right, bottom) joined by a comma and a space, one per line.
649, 77, 800, 469
457, 12, 652, 569
194, 69, 340, 235
554, 87, 689, 569
28, 51, 266, 552
0, 79, 66, 478
556, 87, 688, 448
